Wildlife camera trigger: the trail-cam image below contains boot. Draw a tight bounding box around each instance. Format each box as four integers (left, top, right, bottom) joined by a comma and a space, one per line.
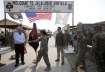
44, 67, 51, 71
71, 66, 77, 71
79, 64, 86, 69
55, 59, 60, 62
0, 63, 6, 67
33, 61, 37, 66
71, 66, 77, 70
61, 62, 64, 65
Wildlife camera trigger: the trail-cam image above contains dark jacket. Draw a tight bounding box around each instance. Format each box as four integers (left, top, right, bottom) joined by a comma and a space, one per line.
55, 32, 64, 46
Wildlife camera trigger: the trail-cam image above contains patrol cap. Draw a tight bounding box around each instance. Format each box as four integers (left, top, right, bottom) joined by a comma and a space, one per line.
93, 25, 102, 30
77, 30, 82, 34
40, 30, 47, 35
87, 28, 91, 30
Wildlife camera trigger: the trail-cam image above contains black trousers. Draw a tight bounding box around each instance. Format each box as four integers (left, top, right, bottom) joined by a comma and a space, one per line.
14, 44, 24, 64
0, 54, 1, 60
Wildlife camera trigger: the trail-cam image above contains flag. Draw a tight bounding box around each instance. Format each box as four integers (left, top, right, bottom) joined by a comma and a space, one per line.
25, 13, 52, 23
28, 23, 39, 52
55, 13, 70, 25
8, 12, 23, 20
31, 23, 38, 39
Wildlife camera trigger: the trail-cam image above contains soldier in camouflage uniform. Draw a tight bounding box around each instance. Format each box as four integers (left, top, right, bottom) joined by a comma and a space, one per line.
86, 29, 93, 45
5, 30, 10, 46
0, 41, 6, 67
29, 30, 51, 71
91, 25, 105, 72
72, 30, 87, 72
64, 30, 69, 50
9, 32, 14, 51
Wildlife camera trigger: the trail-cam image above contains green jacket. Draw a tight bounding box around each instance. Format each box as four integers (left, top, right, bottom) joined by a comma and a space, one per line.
77, 35, 87, 55
55, 32, 64, 46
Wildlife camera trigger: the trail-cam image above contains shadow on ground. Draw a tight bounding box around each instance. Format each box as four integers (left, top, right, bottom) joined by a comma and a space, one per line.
0, 62, 16, 72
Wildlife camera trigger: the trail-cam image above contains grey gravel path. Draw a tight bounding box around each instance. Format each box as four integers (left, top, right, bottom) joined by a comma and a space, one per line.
65, 46, 97, 72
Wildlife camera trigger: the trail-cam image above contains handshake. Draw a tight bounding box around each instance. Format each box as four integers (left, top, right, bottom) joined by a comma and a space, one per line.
27, 39, 39, 43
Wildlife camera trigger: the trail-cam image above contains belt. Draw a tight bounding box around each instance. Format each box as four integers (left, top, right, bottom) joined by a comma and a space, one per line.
15, 43, 24, 45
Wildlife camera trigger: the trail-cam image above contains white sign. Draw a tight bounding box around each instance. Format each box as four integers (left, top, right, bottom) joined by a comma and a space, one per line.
4, 1, 74, 13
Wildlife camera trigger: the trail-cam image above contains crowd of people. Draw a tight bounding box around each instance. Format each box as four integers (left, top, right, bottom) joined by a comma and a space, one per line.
0, 30, 14, 67
0, 25, 105, 72
53, 25, 105, 72
70, 25, 105, 72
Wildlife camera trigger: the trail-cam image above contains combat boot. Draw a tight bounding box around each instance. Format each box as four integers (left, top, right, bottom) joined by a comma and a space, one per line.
74, 70, 78, 72
55, 59, 60, 62
44, 67, 51, 71
71, 66, 78, 72
0, 63, 6, 67
61, 62, 64, 65
33, 61, 37, 66
79, 64, 86, 69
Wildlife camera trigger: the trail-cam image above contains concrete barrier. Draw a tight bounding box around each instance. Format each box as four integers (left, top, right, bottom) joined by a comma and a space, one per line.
0, 47, 11, 54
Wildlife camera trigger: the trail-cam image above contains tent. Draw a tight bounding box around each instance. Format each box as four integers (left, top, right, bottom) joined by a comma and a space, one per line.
0, 19, 32, 30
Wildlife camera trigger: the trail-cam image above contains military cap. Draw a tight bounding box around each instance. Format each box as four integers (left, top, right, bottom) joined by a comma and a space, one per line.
93, 25, 102, 30
77, 30, 82, 33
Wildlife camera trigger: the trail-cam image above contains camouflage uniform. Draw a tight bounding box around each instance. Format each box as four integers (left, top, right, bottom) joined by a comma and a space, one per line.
75, 35, 87, 68
31, 35, 51, 67
86, 32, 93, 45
0, 54, 1, 61
92, 31, 105, 72
9, 33, 14, 50
0, 43, 6, 67
64, 33, 69, 48
5, 31, 10, 46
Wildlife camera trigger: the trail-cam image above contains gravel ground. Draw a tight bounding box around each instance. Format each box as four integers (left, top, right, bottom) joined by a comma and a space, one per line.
65, 50, 98, 72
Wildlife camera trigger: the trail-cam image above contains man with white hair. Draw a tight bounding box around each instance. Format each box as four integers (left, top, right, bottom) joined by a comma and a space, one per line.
13, 26, 26, 67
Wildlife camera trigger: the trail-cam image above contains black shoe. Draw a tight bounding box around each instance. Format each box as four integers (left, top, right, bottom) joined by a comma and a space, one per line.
73, 50, 76, 52
21, 62, 25, 65
61, 62, 64, 65
55, 59, 60, 62
0, 63, 6, 67
15, 64, 18, 67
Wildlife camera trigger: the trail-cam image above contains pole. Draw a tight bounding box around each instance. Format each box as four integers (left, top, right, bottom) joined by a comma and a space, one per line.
72, 1, 74, 26
72, 13, 74, 26
4, 12, 6, 47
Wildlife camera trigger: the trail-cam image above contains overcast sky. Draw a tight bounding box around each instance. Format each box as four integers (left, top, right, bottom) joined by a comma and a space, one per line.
0, 0, 105, 32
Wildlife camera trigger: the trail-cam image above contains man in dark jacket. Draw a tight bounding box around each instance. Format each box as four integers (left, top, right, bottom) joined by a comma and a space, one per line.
55, 27, 65, 65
